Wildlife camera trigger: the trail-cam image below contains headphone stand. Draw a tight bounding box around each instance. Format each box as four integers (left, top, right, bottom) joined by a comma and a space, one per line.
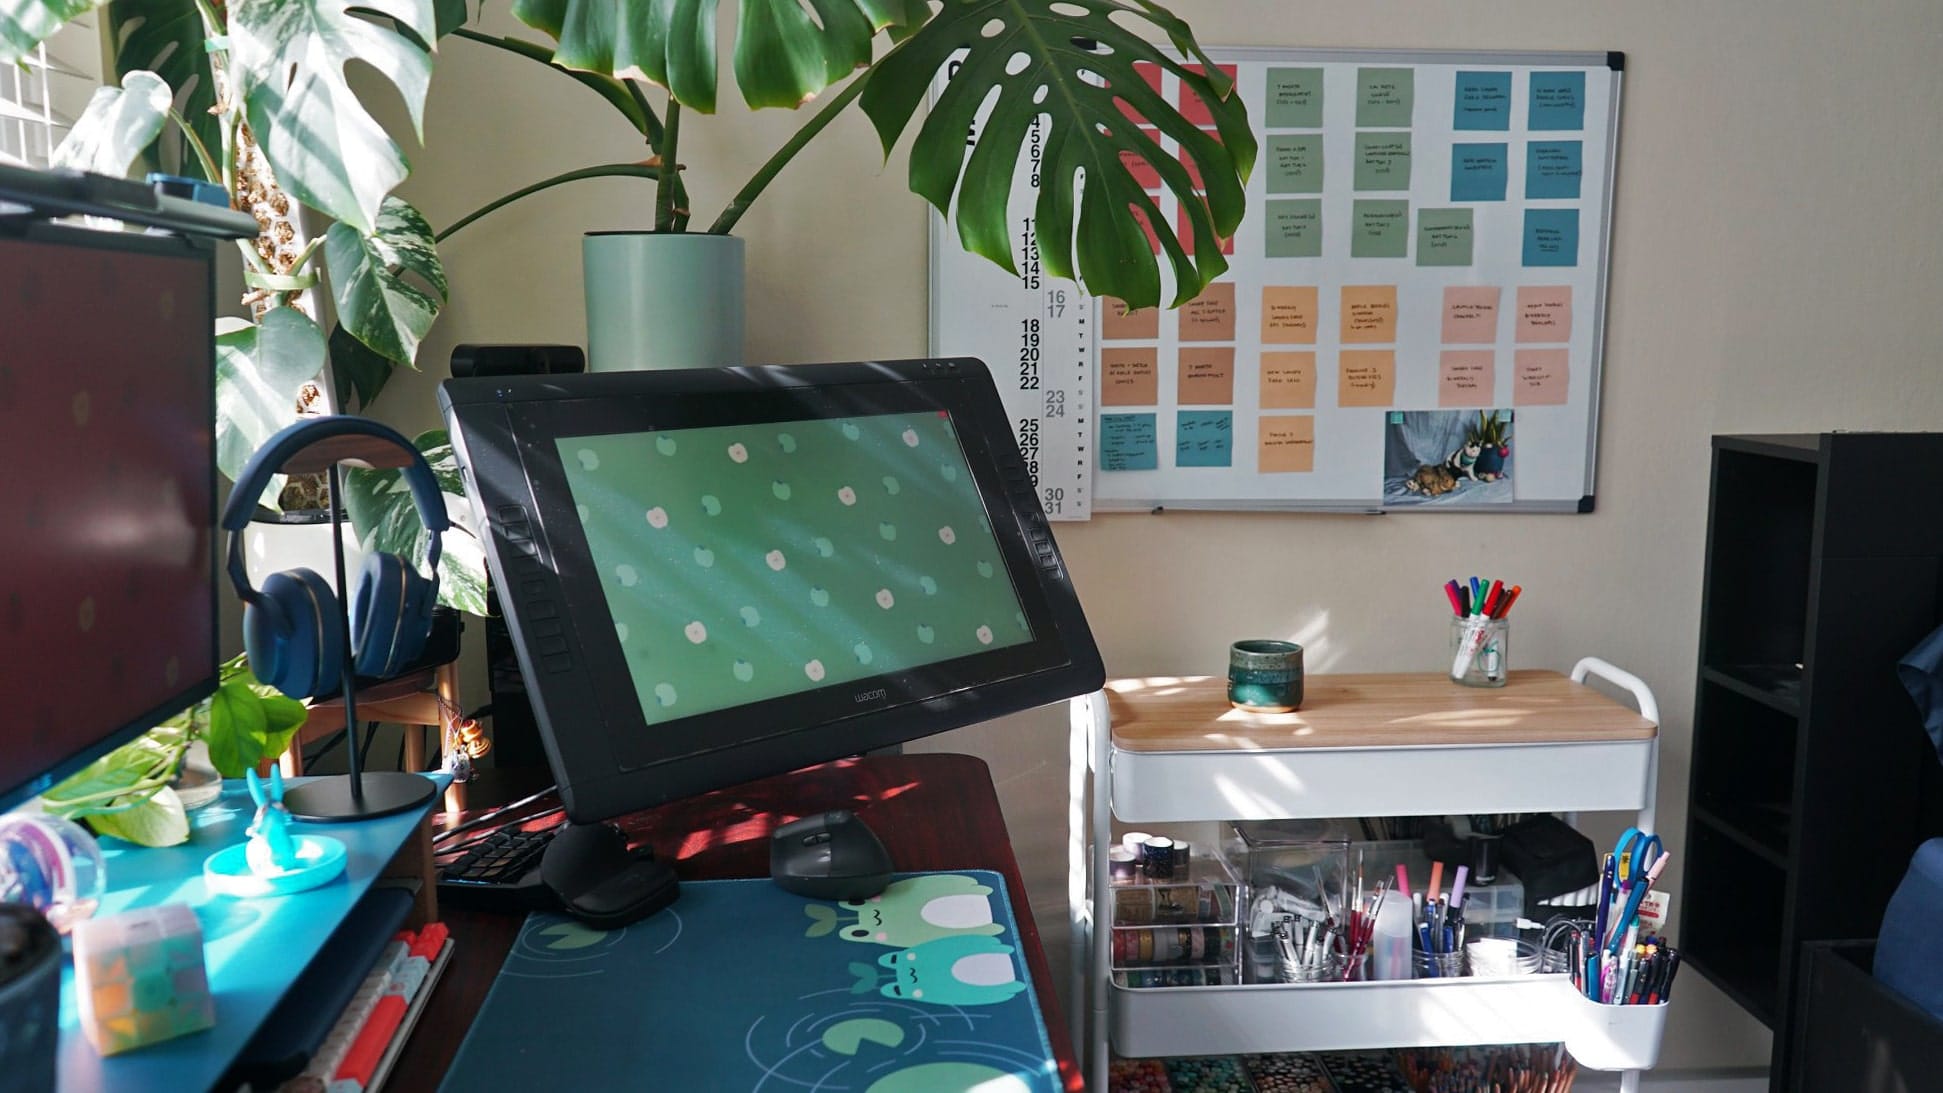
280, 462, 437, 822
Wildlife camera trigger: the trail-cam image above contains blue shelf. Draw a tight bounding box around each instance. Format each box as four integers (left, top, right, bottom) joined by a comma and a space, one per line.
56, 775, 439, 1092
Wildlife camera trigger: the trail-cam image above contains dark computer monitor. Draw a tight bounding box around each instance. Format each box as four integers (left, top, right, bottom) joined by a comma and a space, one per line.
441, 360, 1103, 825
0, 217, 221, 812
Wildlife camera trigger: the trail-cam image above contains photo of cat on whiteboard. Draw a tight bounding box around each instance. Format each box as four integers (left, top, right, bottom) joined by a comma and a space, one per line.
1382, 409, 1515, 507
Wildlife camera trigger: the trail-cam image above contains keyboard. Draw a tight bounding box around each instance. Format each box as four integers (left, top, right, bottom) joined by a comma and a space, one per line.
437, 824, 558, 911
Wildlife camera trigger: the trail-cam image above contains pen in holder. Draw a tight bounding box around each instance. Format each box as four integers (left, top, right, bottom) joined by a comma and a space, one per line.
1449, 615, 1509, 687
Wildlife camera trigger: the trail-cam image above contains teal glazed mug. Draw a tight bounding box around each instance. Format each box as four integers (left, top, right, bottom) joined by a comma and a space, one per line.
1229, 640, 1305, 712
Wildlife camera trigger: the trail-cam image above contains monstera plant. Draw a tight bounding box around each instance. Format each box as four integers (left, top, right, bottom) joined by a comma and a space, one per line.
447, 0, 1257, 312
1, 0, 488, 612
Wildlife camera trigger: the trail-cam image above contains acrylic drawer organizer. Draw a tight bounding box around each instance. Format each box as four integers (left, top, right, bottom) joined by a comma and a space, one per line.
1109, 853, 1242, 987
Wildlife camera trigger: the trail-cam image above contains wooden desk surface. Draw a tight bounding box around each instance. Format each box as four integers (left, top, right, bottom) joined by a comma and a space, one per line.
1108, 670, 1658, 752
390, 754, 1081, 1092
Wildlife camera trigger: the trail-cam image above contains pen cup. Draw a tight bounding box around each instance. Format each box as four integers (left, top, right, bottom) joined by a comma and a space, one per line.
1229, 640, 1304, 712
1412, 949, 1467, 979
1466, 937, 1541, 977
1448, 617, 1509, 687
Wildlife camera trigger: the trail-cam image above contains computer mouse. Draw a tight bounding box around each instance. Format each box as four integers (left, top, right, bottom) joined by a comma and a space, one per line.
769, 809, 894, 901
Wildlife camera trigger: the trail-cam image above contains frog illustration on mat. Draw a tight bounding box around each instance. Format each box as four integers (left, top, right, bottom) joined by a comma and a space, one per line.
805, 873, 1003, 947
851, 935, 1027, 1006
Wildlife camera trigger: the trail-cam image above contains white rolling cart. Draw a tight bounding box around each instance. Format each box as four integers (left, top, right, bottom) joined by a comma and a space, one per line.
1068, 658, 1668, 1092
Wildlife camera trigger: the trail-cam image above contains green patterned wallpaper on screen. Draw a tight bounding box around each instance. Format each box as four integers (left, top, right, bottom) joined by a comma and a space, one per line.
557, 412, 1032, 726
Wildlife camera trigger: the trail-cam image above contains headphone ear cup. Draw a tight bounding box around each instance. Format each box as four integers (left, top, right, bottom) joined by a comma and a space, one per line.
351, 552, 433, 679
248, 568, 341, 699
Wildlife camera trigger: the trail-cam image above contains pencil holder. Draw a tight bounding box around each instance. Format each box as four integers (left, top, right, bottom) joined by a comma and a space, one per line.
1448, 616, 1509, 687
1412, 949, 1467, 978
1229, 640, 1304, 711
1466, 937, 1541, 977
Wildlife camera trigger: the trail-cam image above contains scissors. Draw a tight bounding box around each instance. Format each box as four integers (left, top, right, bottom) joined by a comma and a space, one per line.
1611, 827, 1663, 887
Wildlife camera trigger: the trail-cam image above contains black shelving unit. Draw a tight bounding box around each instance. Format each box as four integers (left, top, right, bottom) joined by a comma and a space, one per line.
1684, 433, 1943, 1089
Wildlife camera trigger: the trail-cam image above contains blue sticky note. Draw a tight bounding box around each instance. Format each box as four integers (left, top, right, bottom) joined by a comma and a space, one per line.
1522, 209, 1580, 267
1453, 71, 1511, 130
1526, 140, 1583, 199
1450, 143, 1508, 202
1100, 413, 1158, 471
1529, 71, 1586, 130
1175, 411, 1233, 468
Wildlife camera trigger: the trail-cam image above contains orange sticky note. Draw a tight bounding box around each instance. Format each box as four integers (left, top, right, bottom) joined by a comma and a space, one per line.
1179, 282, 1237, 341
1260, 352, 1317, 409
1341, 285, 1398, 344
1442, 286, 1502, 344
1177, 346, 1236, 405
1439, 350, 1496, 406
1258, 415, 1316, 472
1515, 348, 1570, 404
1261, 286, 1319, 345
1102, 298, 1160, 341
1101, 348, 1159, 406
1338, 350, 1396, 407
1516, 285, 1573, 343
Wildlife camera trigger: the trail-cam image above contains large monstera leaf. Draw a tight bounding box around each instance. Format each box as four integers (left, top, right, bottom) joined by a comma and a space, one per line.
50, 70, 170, 175
325, 195, 447, 366
214, 307, 328, 497
865, 0, 1255, 309
106, 0, 221, 179
510, 0, 927, 112
343, 430, 489, 615
227, 0, 436, 235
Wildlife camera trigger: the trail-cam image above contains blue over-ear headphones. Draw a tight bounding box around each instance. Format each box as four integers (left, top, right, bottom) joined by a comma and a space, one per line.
220, 416, 451, 700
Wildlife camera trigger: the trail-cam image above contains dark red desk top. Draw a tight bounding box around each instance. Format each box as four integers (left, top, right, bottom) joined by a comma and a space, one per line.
390, 753, 1081, 1092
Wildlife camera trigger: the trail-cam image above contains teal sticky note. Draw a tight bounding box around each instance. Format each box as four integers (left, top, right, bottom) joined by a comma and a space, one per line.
1176, 411, 1234, 468
1416, 208, 1474, 267
1526, 140, 1583, 199
1522, 208, 1580, 266
1450, 143, 1508, 202
1265, 199, 1323, 259
1356, 68, 1414, 127
1530, 71, 1586, 130
1267, 134, 1324, 194
1351, 200, 1410, 259
1454, 71, 1512, 130
1101, 414, 1158, 471
1354, 131, 1412, 191
1266, 68, 1324, 128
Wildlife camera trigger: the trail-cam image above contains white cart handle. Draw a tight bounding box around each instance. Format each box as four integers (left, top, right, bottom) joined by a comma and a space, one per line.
1570, 657, 1659, 725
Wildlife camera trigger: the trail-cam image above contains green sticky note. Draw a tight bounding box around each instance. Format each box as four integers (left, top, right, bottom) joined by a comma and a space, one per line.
1266, 67, 1324, 127
1416, 208, 1474, 267
1357, 67, 1414, 127
1265, 199, 1323, 259
1351, 200, 1409, 259
1354, 131, 1412, 191
1268, 134, 1324, 194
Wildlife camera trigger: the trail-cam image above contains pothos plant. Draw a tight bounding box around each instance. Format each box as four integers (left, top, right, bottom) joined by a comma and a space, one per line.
443, 0, 1258, 311
38, 655, 308, 847
1, 0, 489, 613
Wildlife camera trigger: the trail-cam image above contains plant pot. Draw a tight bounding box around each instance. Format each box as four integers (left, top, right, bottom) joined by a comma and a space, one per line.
1475, 444, 1509, 478
583, 232, 744, 371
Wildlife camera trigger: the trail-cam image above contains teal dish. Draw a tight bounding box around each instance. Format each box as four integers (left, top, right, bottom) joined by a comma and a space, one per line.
1229, 639, 1305, 711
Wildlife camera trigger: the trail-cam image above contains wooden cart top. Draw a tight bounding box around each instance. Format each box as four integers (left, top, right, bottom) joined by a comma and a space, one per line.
1105, 670, 1657, 752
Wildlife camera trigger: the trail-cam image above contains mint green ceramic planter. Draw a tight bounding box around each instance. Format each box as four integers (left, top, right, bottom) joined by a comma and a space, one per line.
583, 232, 744, 371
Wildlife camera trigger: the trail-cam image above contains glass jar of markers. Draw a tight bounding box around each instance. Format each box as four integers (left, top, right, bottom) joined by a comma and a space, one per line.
1449, 615, 1509, 687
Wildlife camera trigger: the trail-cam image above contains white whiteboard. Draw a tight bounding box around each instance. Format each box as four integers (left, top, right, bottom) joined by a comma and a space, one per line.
930, 47, 1623, 515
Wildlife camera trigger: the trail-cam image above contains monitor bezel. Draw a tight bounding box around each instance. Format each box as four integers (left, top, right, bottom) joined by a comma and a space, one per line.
442, 360, 1103, 824
0, 218, 221, 813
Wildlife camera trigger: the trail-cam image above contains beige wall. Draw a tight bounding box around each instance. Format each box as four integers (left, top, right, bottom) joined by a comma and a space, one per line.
380, 0, 1943, 1071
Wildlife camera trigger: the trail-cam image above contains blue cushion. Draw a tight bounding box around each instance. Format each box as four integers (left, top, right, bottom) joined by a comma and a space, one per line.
1876, 838, 1943, 1020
